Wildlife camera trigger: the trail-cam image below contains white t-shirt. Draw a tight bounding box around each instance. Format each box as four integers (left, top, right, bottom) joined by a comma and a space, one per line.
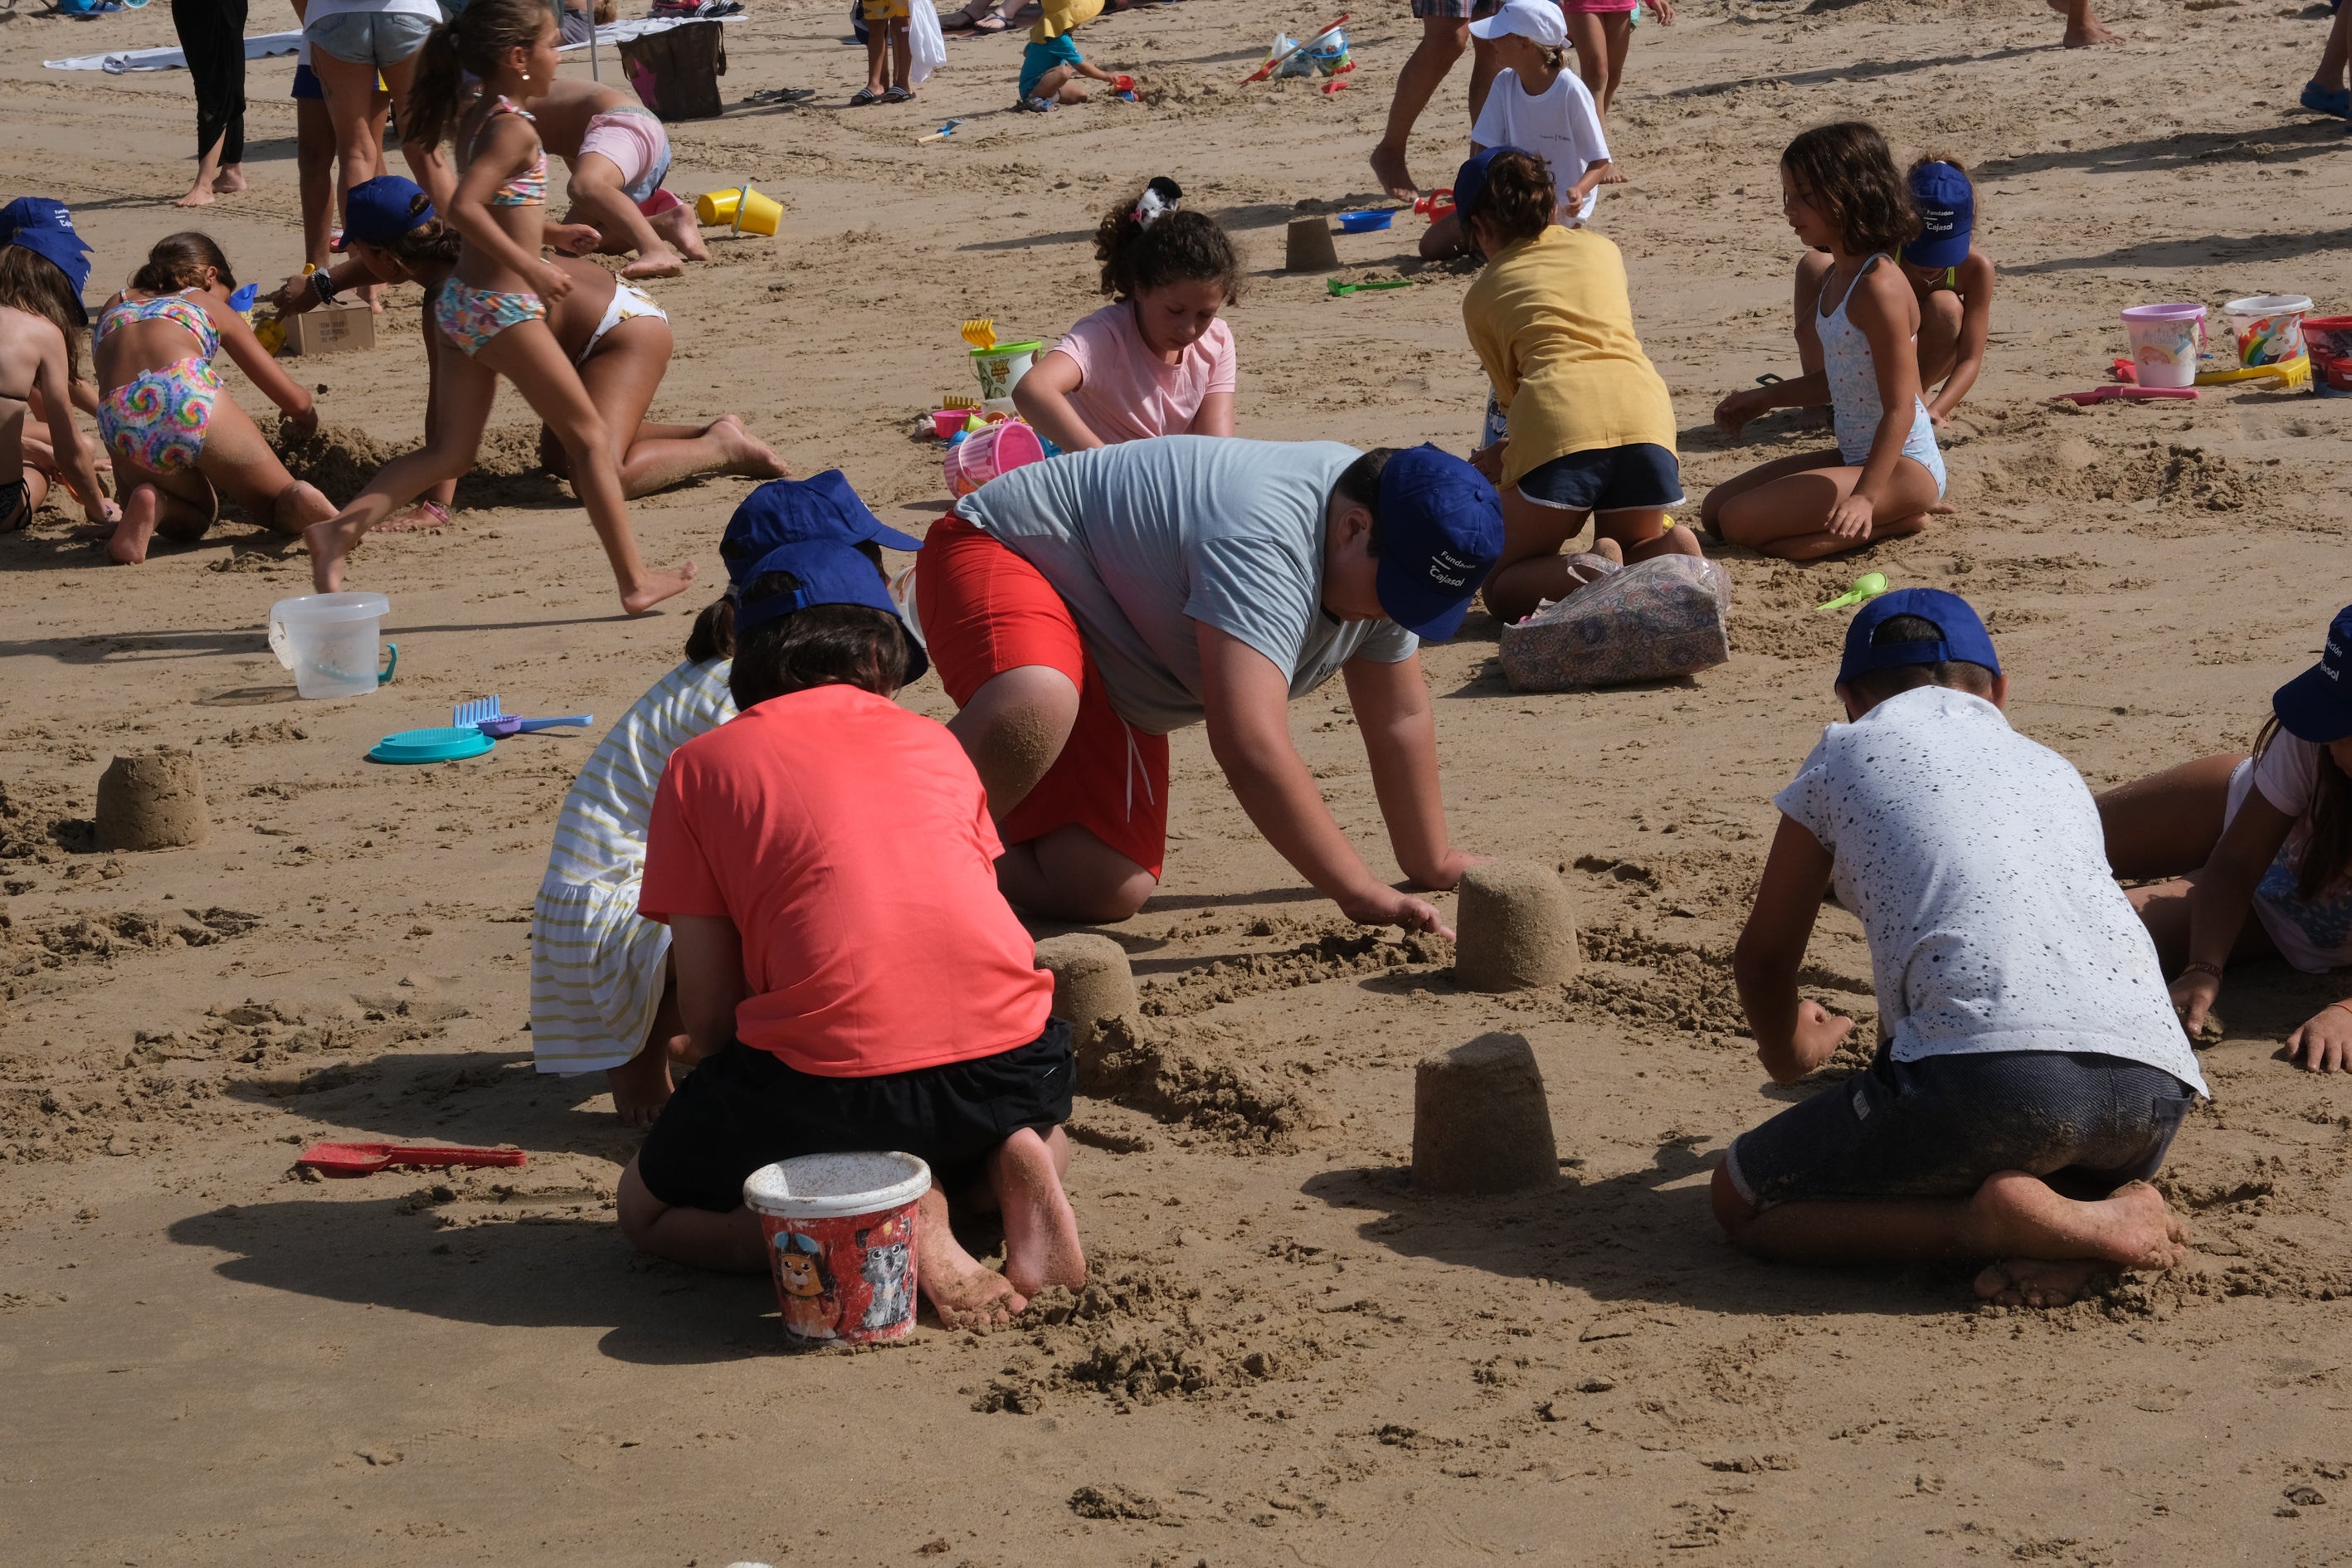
1470, 67, 1610, 226
1775, 685, 2207, 1093
2225, 736, 2352, 972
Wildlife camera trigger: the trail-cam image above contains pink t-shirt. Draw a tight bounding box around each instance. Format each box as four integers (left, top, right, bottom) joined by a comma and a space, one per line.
1045, 301, 1237, 446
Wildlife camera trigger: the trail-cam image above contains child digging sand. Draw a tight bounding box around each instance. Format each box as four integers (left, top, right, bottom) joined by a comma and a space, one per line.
1703, 123, 1946, 562
1013, 178, 1241, 450
1015, 0, 1123, 112
616, 538, 1083, 1325
1715, 591, 2207, 1308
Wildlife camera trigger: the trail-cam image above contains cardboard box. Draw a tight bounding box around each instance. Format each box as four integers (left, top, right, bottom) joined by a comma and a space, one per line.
283, 304, 376, 356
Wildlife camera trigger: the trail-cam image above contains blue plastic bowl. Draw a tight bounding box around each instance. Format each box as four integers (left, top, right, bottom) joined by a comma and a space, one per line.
368, 726, 494, 765
1337, 210, 1394, 233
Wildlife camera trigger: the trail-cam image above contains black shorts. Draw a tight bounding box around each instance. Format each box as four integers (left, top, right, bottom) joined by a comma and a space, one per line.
636, 1021, 1074, 1214
1517, 442, 1685, 514
1724, 1047, 2196, 1210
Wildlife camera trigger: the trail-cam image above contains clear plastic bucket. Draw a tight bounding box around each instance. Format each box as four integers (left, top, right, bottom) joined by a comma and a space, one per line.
743, 1152, 930, 1345
2120, 303, 2205, 389
2224, 294, 2313, 368
267, 592, 395, 699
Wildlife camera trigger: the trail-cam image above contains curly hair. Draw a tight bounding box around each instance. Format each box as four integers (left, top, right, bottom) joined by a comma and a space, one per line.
1782, 122, 1918, 260
130, 232, 236, 295
377, 187, 464, 270
1093, 178, 1244, 303
0, 245, 88, 384
1463, 149, 1555, 250
407, 0, 553, 150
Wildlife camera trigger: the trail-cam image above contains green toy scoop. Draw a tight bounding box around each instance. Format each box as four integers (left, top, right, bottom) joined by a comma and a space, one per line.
1817, 572, 1890, 613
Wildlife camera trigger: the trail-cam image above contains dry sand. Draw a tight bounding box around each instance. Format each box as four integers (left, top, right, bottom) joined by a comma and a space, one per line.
4, 0, 2352, 1561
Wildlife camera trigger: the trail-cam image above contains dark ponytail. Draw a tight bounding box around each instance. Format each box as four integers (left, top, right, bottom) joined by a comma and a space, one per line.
684, 595, 737, 665
405, 0, 550, 150
131, 231, 236, 295
1093, 178, 1244, 304
1463, 150, 1555, 249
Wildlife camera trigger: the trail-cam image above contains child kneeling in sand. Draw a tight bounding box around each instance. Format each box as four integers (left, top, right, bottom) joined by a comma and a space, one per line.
616, 538, 1084, 1327
1714, 590, 2208, 1307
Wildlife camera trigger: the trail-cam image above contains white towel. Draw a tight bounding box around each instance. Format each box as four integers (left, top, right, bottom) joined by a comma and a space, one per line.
908, 0, 947, 86
45, 28, 300, 73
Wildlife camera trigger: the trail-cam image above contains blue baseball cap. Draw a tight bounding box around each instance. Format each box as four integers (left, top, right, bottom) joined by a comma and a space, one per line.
722, 470, 922, 578
2273, 604, 2352, 744
1372, 445, 1504, 641
734, 538, 929, 684
1902, 161, 1974, 270
1836, 588, 2001, 687
0, 197, 91, 324
337, 176, 433, 251
1451, 145, 1525, 235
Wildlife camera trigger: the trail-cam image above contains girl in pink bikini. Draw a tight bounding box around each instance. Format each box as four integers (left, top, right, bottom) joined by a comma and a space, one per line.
304, 0, 697, 617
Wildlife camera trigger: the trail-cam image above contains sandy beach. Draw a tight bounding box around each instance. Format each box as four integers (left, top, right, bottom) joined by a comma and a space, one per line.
2, 0, 2351, 1560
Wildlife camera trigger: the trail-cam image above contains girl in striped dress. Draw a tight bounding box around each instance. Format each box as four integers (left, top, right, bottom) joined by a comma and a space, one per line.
530, 599, 735, 1125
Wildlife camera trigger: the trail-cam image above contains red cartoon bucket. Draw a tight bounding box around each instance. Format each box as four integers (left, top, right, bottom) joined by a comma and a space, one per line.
743, 1152, 931, 1345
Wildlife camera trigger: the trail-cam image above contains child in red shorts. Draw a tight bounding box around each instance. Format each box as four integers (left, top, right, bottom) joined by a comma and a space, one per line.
616, 538, 1083, 1327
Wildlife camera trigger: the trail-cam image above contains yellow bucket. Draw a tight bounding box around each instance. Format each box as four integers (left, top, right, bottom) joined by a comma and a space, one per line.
694, 183, 782, 237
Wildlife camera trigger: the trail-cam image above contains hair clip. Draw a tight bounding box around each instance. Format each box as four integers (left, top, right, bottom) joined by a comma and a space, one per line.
1132, 176, 1183, 229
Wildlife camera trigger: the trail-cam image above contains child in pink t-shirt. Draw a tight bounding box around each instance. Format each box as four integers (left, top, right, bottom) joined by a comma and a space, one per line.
1014, 178, 1243, 450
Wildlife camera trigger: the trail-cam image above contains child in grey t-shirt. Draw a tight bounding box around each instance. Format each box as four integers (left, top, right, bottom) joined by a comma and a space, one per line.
1712, 590, 2203, 1309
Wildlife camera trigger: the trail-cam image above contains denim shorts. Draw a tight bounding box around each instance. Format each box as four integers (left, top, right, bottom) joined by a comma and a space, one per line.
307, 10, 439, 69
1517, 442, 1686, 513
1724, 1047, 2197, 1210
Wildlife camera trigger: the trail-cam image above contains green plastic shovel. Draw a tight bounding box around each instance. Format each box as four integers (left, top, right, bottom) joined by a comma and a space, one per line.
1816, 572, 1890, 613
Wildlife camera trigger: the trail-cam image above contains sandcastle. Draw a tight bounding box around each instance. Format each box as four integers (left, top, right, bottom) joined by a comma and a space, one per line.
1454, 859, 1578, 991
95, 748, 207, 852
1283, 215, 1340, 272
1411, 1031, 1558, 1194
1033, 933, 1137, 1050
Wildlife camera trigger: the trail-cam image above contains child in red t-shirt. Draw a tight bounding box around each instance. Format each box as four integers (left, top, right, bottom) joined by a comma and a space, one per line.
616, 538, 1085, 1328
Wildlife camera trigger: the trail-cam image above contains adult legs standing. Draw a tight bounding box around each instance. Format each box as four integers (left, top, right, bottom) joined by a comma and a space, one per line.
174, 0, 250, 207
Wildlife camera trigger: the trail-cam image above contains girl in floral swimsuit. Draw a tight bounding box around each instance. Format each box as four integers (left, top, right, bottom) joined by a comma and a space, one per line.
91, 232, 332, 566
302, 0, 697, 618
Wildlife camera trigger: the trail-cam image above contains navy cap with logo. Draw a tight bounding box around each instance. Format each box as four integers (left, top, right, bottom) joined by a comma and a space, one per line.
0, 197, 92, 324
1451, 144, 1526, 235
2273, 604, 2352, 744
734, 537, 929, 684
1902, 161, 1975, 270
337, 176, 434, 251
1371, 444, 1504, 642
722, 470, 922, 580
1835, 587, 2001, 688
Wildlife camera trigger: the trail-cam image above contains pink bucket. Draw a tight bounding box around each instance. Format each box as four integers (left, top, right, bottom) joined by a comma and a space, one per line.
943, 419, 1046, 498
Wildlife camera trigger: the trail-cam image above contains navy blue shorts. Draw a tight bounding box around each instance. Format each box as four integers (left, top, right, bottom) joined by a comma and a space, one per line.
1724, 1048, 2196, 1210
1517, 442, 1685, 514
291, 62, 323, 100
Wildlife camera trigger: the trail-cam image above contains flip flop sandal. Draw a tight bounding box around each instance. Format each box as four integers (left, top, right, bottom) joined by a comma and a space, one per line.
850, 86, 884, 105
882, 86, 913, 103
967, 13, 1008, 29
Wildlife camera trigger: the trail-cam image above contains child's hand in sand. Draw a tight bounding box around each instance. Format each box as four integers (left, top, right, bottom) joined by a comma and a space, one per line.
534, 261, 577, 301
2169, 969, 2221, 1038
85, 494, 121, 527
2282, 1004, 2352, 1073
270, 271, 317, 314
284, 402, 319, 443
1790, 998, 1853, 1071
1824, 493, 1873, 540
1343, 884, 1455, 942
546, 222, 601, 256
1713, 387, 1766, 435
1469, 441, 1507, 482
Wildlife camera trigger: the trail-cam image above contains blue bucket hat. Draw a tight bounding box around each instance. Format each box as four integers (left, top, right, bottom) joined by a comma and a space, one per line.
1371, 445, 1504, 642
1836, 588, 2001, 688
1902, 162, 1975, 270
0, 197, 92, 324
338, 176, 434, 251
722, 471, 922, 579
2272, 604, 2352, 744
734, 537, 929, 684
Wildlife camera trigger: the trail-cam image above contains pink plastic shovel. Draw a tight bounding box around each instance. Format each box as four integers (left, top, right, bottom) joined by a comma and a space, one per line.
296, 1142, 528, 1177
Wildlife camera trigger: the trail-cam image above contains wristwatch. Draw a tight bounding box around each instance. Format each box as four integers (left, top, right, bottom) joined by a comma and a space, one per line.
312, 270, 342, 305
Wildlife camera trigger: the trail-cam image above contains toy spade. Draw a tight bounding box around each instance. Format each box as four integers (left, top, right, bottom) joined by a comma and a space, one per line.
296, 1142, 527, 1177
1816, 571, 1890, 613
1327, 277, 1412, 297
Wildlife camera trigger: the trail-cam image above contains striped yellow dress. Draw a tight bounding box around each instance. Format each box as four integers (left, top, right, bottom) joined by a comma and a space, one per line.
529, 659, 735, 1074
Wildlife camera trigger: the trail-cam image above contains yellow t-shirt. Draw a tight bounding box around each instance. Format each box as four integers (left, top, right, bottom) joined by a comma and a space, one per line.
1460, 226, 1679, 488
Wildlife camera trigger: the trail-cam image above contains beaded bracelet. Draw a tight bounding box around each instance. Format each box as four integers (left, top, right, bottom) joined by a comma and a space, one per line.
2178, 960, 2224, 982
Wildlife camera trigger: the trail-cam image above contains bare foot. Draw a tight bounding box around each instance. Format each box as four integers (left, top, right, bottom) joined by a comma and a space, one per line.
1371, 141, 1418, 202
212, 165, 247, 195
1648, 522, 1703, 558
272, 480, 338, 534
605, 1040, 675, 1130
377, 501, 454, 533
172, 183, 217, 210
1967, 1173, 2189, 1280
1600, 163, 1631, 185
304, 513, 367, 591
2063, 13, 2117, 44
619, 561, 699, 616
107, 486, 163, 564
650, 202, 709, 263
991, 1127, 1086, 1299
915, 1187, 1024, 1328
711, 415, 791, 480
621, 244, 685, 280
1927, 499, 1959, 517
1973, 1256, 2108, 1308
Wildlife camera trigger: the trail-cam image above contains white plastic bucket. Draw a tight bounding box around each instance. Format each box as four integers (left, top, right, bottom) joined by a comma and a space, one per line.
943, 418, 1047, 497
267, 592, 396, 699
2120, 302, 2205, 389
969, 341, 1040, 400
2224, 294, 2313, 368
744, 1152, 931, 1344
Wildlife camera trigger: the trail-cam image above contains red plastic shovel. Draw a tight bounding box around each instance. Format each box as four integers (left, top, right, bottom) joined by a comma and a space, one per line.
296, 1141, 528, 1177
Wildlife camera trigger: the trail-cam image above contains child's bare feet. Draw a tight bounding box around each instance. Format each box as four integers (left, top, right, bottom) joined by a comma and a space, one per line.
172, 182, 217, 210
1600, 163, 1631, 186
914, 1187, 1024, 1328
1967, 1175, 2188, 1307
107, 486, 163, 564
992, 1127, 1086, 1299
378, 500, 453, 533
305, 513, 367, 591
1371, 141, 1417, 202
2052, 0, 2118, 45
650, 202, 710, 263
620, 561, 699, 617
621, 242, 686, 281
605, 1038, 677, 1129
212, 165, 247, 196
1973, 1256, 2109, 1307
712, 415, 790, 480
273, 480, 338, 535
